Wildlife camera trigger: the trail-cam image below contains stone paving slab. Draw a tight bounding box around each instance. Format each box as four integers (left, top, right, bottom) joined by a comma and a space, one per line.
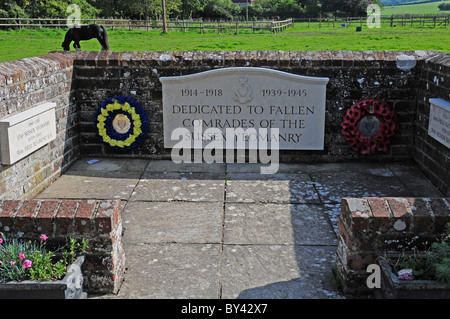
226, 173, 320, 204
146, 160, 226, 174
122, 201, 223, 244
224, 203, 336, 245
117, 243, 221, 299
385, 162, 445, 197
221, 245, 341, 299
131, 172, 225, 202
36, 171, 142, 200
227, 163, 307, 174
310, 169, 413, 204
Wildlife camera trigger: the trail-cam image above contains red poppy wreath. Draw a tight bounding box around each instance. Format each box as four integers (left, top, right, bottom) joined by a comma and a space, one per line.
341, 98, 398, 154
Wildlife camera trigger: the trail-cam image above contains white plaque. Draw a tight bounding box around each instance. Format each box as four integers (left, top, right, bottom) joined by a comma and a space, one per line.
428, 98, 450, 149
0, 102, 57, 165
160, 67, 329, 150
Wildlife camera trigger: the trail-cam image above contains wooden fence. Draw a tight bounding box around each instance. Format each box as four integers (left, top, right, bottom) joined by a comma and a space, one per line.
0, 17, 293, 34
1, 14, 447, 32
294, 14, 450, 28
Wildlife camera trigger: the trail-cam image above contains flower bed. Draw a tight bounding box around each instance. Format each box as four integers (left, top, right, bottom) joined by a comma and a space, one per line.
0, 256, 86, 299
375, 258, 450, 299
0, 233, 88, 298
374, 223, 450, 299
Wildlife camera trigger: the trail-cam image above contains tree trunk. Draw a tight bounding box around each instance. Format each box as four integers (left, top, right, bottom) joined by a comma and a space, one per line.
162, 0, 168, 33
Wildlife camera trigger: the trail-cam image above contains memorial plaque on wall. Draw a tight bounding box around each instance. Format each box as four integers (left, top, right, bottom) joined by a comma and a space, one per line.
428, 98, 450, 149
0, 102, 57, 165
160, 67, 329, 150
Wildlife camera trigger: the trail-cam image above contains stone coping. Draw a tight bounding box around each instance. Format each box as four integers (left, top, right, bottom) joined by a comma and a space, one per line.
0, 50, 449, 86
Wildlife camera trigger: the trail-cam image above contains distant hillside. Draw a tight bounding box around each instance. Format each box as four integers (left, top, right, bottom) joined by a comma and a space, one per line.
380, 0, 444, 5
381, 0, 450, 14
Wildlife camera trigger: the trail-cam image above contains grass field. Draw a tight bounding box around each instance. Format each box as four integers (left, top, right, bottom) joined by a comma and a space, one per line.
382, 0, 450, 15
0, 21, 449, 63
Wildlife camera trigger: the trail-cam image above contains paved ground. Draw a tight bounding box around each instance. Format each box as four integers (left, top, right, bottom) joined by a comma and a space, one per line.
36, 158, 444, 299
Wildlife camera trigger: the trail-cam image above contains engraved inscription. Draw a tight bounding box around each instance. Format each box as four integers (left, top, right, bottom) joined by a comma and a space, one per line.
0, 103, 56, 165
161, 67, 329, 150
428, 98, 450, 149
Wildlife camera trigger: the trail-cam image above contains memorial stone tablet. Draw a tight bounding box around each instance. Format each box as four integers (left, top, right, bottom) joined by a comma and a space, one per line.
160, 67, 329, 150
428, 98, 450, 149
0, 102, 57, 165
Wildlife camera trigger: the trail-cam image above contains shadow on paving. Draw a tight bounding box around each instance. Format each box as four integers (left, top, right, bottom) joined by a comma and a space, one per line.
35, 158, 444, 299
233, 161, 443, 299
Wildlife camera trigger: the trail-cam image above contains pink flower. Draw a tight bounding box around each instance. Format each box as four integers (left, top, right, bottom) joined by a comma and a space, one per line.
10, 261, 15, 266
0, 238, 3, 244
22, 260, 32, 269
40, 234, 48, 241
19, 253, 25, 260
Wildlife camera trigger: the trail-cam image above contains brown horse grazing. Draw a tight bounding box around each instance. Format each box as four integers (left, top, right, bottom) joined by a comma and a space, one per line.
62, 24, 109, 51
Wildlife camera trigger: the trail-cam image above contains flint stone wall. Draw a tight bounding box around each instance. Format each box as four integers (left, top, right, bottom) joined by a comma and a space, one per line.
0, 53, 78, 200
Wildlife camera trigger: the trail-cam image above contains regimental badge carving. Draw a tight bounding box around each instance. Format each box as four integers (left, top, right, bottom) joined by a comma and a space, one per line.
234, 77, 253, 104
359, 115, 380, 137
112, 113, 132, 134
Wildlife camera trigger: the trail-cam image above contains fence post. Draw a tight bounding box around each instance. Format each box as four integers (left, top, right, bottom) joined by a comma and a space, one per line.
236, 22, 239, 34
200, 22, 203, 34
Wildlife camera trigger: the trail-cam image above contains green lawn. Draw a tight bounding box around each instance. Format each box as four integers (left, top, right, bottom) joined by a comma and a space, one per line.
382, 0, 450, 15
0, 23, 449, 63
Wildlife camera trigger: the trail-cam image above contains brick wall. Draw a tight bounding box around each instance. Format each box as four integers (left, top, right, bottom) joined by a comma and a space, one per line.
1, 50, 449, 198
0, 53, 80, 200
0, 199, 125, 294
415, 53, 450, 196
336, 197, 450, 296
68, 50, 432, 163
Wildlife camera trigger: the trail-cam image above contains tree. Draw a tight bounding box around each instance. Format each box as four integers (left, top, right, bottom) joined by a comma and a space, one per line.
439, 3, 450, 11
275, 0, 304, 19
162, 0, 168, 32
24, 0, 99, 19
0, 0, 27, 19
298, 0, 321, 17
115, 0, 179, 20
202, 0, 240, 20
240, 3, 265, 20
95, 0, 122, 18
320, 0, 383, 17
180, 0, 207, 19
